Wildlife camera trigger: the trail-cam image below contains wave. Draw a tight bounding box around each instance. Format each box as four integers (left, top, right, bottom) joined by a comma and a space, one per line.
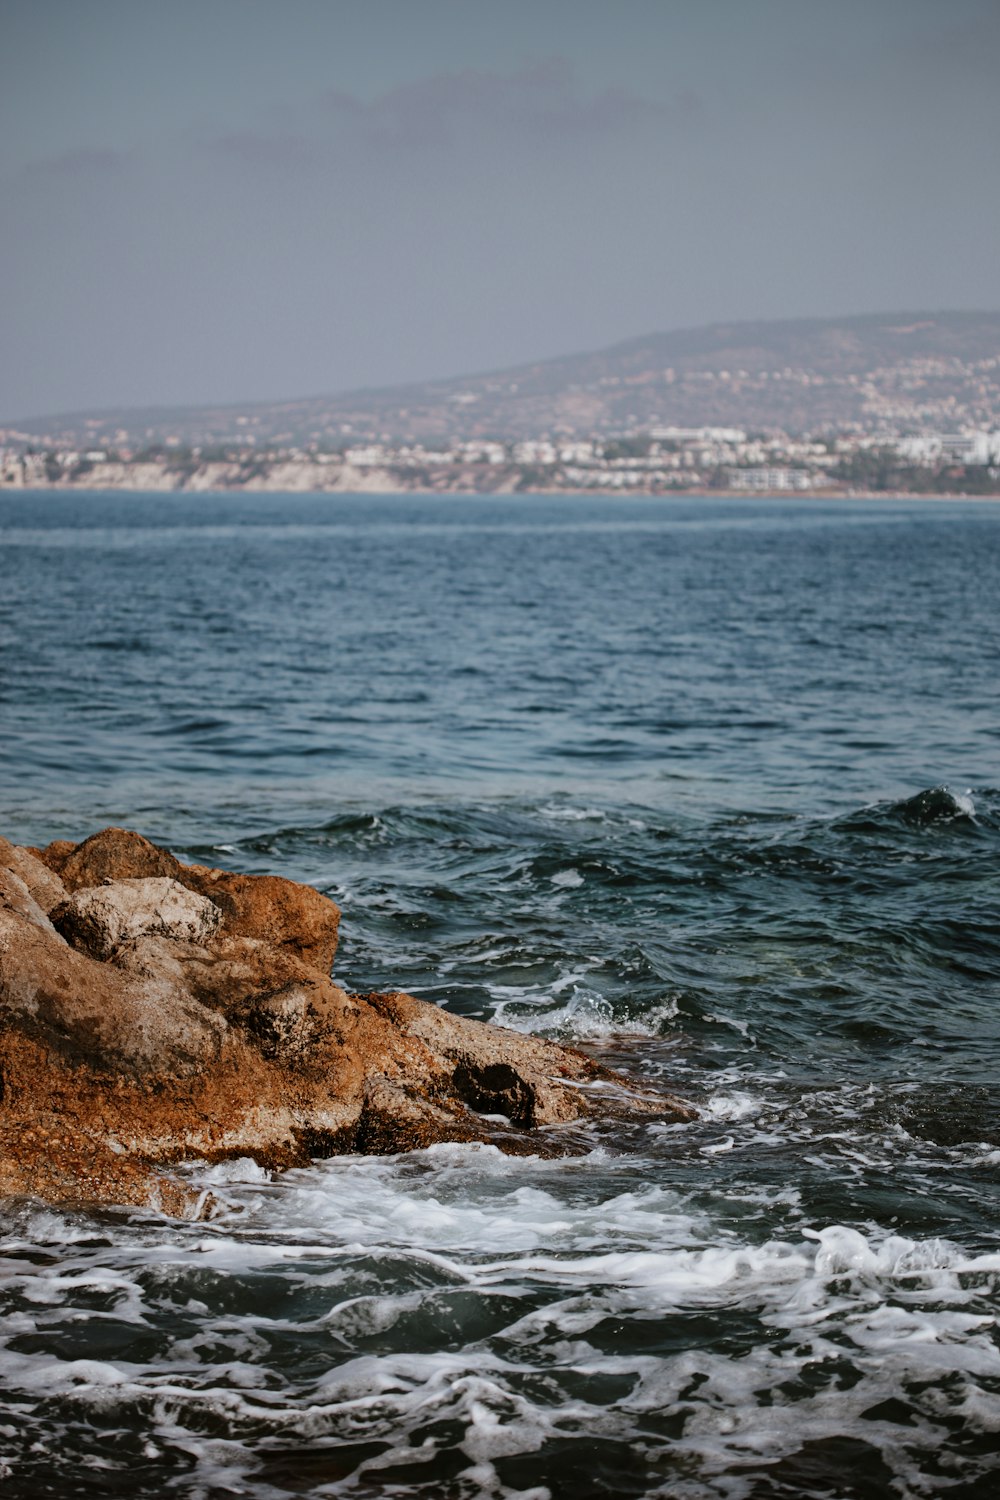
2, 1149, 999, 1498
839, 783, 987, 835
163, 792, 1000, 1096
893, 784, 977, 825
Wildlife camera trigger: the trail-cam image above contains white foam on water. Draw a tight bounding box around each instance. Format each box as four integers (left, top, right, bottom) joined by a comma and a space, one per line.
489, 969, 615, 1040
194, 1157, 274, 1186
701, 1090, 763, 1123
232, 1145, 706, 1259
538, 804, 609, 824
2, 1147, 1000, 1496
947, 786, 976, 818
701, 1137, 736, 1155
491, 976, 681, 1042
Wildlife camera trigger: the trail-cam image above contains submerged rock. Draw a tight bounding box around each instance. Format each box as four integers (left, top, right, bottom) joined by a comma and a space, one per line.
0, 829, 693, 1217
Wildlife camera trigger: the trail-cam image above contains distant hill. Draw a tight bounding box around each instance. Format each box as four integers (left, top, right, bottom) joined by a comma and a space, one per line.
6, 311, 1000, 449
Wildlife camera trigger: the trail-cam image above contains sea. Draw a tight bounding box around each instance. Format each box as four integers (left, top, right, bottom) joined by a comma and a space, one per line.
0, 491, 998, 1499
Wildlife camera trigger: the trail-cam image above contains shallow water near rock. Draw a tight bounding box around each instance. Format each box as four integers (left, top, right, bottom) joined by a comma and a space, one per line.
1, 492, 999, 1497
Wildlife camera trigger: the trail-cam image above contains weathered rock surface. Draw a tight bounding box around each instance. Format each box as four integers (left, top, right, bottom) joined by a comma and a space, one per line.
1, 828, 693, 1217
52, 877, 223, 959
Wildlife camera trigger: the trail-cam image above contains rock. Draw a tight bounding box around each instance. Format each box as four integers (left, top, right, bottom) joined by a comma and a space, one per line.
354, 990, 573, 1129
0, 1117, 213, 1221
0, 836, 67, 915
180, 864, 340, 972
53, 877, 223, 960
44, 827, 183, 891
0, 827, 694, 1218
0, 865, 60, 938
38, 827, 341, 973
0, 901, 227, 1076
35, 838, 77, 874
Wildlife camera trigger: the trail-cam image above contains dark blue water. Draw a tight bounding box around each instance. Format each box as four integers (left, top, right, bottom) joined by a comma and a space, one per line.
1, 493, 999, 1499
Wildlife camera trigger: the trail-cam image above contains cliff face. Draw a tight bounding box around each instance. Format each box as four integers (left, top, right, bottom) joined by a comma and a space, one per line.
0, 454, 409, 493
0, 829, 692, 1217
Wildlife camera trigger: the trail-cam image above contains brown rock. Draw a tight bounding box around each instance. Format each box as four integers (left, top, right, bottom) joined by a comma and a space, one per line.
0, 903, 227, 1076
0, 837, 67, 915
351, 1075, 471, 1154
180, 864, 340, 972
36, 838, 77, 875
50, 827, 183, 891
356, 989, 684, 1133
0, 1070, 212, 1221
0, 827, 693, 1218
0, 865, 60, 937
36, 828, 342, 974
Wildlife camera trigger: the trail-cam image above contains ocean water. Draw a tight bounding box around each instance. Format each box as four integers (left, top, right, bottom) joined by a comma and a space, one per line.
1, 491, 999, 1499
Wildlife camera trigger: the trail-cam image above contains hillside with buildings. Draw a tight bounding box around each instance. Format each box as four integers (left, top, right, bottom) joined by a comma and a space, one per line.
4, 311, 1000, 455
2, 311, 999, 495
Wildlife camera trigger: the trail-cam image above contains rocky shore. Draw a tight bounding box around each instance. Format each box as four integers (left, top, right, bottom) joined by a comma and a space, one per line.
0, 828, 692, 1218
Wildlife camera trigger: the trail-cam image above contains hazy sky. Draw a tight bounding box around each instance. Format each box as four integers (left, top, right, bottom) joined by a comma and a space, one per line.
2, 0, 998, 419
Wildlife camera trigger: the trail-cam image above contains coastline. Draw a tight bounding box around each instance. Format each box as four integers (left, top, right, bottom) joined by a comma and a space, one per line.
4, 444, 999, 503
5, 483, 999, 501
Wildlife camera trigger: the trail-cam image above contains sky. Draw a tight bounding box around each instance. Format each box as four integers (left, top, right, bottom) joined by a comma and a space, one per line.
2, 0, 998, 420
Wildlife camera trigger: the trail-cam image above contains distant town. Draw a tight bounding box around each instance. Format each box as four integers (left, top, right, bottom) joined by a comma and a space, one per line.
3, 312, 999, 496
2, 424, 999, 497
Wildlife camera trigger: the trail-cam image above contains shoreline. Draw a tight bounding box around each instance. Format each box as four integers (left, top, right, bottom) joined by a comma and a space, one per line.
4, 482, 1000, 502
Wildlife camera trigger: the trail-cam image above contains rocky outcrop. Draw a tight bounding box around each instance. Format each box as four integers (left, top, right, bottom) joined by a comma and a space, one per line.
43, 827, 341, 972
1, 828, 693, 1218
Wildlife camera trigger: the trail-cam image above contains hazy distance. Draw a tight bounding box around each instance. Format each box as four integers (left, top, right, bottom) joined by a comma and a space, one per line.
2, 0, 998, 421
